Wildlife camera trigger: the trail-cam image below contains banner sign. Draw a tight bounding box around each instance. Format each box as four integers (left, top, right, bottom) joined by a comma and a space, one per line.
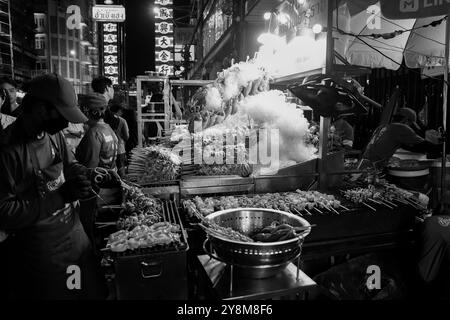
380, 0, 450, 19
93, 5, 125, 22
102, 22, 119, 84
155, 0, 174, 75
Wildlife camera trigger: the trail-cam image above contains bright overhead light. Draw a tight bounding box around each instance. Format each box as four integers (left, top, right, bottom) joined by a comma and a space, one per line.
277, 13, 289, 25
70, 49, 76, 56
312, 24, 323, 34
297, 0, 306, 4
153, 7, 159, 14
263, 12, 271, 20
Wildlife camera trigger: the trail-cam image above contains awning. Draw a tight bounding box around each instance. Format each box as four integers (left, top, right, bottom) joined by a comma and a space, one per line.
335, 0, 448, 70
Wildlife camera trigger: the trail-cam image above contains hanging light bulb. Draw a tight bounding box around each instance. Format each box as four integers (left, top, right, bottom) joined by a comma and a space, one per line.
263, 12, 271, 21
277, 13, 289, 25
312, 24, 323, 34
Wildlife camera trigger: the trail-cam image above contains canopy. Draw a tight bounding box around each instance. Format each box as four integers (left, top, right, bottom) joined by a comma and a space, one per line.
335, 0, 447, 70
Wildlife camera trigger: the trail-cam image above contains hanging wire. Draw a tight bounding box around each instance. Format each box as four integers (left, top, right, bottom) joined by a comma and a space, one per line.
350, 33, 448, 85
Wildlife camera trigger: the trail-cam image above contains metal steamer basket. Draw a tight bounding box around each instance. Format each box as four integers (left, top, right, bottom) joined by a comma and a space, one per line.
202, 208, 311, 279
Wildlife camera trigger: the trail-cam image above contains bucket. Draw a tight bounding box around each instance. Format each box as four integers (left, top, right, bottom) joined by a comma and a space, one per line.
387, 167, 430, 193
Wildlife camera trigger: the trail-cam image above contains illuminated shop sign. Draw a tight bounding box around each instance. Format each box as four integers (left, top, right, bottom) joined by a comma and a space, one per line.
103, 22, 119, 84
93, 5, 126, 22
155, 22, 174, 34
154, 0, 174, 76
156, 36, 174, 48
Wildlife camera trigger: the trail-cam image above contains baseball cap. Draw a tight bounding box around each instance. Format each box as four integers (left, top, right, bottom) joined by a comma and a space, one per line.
86, 93, 107, 112
26, 73, 88, 123
396, 108, 420, 130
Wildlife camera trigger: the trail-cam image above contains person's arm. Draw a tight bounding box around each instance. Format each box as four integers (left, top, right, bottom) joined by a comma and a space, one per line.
55, 132, 89, 179
121, 117, 129, 142
403, 140, 442, 155
75, 130, 101, 168
342, 121, 354, 148
0, 151, 65, 231
398, 124, 441, 155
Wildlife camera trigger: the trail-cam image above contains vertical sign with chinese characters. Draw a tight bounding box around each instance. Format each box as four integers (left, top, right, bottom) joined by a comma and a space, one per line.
103, 22, 119, 85
154, 0, 174, 76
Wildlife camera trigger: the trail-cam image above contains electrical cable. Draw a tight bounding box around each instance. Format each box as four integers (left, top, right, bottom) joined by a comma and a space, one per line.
351, 34, 448, 85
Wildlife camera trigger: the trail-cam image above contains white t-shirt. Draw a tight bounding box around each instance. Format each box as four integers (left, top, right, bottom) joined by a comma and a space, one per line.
0, 112, 16, 129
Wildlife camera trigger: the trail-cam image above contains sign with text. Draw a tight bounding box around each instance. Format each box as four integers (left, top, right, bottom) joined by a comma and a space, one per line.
156, 36, 174, 48
102, 22, 119, 85
93, 5, 126, 22
155, 22, 174, 34
381, 0, 450, 19
155, 7, 173, 20
155, 0, 174, 75
155, 0, 173, 5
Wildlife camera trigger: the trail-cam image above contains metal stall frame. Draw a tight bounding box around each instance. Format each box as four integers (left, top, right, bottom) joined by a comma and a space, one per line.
136, 76, 215, 147
271, 0, 371, 190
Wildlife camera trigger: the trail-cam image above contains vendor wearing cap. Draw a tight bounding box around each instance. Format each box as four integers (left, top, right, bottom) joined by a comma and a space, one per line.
0, 73, 107, 299
75, 93, 119, 246
359, 108, 442, 171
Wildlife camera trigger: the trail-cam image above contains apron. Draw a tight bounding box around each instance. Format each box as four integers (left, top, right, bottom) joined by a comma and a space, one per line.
7, 135, 106, 300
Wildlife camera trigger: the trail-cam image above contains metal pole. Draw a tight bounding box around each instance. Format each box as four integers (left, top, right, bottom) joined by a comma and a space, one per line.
441, 12, 450, 212
7, 0, 14, 78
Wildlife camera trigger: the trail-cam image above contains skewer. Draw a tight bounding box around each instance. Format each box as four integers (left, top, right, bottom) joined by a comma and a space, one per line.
377, 199, 395, 209
292, 208, 303, 217
313, 207, 323, 214
368, 198, 383, 205
362, 202, 377, 212
329, 206, 340, 215
303, 208, 313, 216
381, 198, 397, 207
339, 204, 350, 211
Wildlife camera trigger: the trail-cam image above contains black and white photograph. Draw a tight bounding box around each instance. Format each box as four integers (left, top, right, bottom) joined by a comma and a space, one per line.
1, 0, 450, 308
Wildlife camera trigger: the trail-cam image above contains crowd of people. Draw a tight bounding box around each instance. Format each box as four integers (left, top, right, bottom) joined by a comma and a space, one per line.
0, 73, 138, 299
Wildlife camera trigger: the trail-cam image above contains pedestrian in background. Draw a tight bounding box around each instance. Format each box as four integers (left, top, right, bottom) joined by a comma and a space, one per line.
0, 77, 22, 117
109, 99, 129, 177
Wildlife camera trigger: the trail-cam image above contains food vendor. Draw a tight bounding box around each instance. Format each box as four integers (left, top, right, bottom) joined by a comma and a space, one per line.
75, 93, 119, 245
0, 73, 107, 299
358, 108, 441, 171
331, 112, 354, 150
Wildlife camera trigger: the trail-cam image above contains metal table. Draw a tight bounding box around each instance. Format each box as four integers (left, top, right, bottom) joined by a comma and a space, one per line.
197, 255, 317, 300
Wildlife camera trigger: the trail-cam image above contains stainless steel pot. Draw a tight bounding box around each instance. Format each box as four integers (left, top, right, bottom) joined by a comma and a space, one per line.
202, 208, 311, 278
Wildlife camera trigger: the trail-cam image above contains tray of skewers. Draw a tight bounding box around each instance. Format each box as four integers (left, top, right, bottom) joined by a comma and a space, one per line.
182, 190, 351, 220
341, 183, 427, 212
102, 186, 187, 255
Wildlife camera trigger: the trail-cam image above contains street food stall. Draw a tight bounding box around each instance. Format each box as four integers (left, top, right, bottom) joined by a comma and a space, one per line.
97, 0, 445, 300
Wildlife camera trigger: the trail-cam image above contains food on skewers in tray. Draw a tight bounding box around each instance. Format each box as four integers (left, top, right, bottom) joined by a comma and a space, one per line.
117, 186, 163, 230
342, 183, 425, 211
183, 191, 348, 218
127, 146, 182, 184
106, 222, 182, 252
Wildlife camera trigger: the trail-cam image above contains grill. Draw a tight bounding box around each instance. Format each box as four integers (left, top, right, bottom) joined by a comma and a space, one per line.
106, 200, 188, 258
104, 200, 189, 300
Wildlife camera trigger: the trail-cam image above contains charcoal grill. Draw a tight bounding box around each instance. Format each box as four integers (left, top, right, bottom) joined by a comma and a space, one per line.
103, 200, 189, 300
202, 208, 311, 280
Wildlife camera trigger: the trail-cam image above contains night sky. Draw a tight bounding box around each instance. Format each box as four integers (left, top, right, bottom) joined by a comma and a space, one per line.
124, 0, 191, 81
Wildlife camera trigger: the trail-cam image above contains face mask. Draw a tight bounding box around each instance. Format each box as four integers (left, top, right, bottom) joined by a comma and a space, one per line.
44, 119, 67, 135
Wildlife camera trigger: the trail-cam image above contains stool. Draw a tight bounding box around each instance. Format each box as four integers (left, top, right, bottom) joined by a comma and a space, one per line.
197, 255, 317, 300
